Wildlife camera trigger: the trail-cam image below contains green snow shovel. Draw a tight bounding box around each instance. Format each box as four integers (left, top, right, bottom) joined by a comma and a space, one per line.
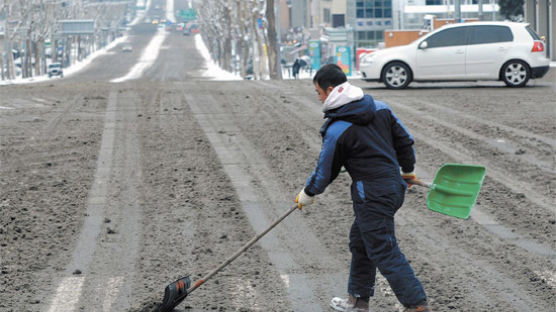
408, 163, 486, 219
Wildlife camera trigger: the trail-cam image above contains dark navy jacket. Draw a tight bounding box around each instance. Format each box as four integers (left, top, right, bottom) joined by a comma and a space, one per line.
304, 94, 415, 218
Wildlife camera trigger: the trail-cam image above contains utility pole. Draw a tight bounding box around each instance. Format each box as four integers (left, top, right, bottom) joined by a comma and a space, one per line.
455, 0, 461, 22
3, 10, 8, 79
491, 0, 495, 21
2, 10, 7, 80
478, 0, 483, 21
21, 27, 27, 78
276, 0, 282, 79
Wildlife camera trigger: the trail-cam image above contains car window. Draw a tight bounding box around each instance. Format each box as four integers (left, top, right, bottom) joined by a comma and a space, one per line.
469, 25, 513, 44
525, 26, 541, 40
424, 27, 468, 48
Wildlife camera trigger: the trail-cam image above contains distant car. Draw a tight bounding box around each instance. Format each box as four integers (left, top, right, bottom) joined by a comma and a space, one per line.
152, 19, 159, 24
48, 63, 63, 78
183, 28, 191, 36
359, 22, 550, 88
190, 24, 199, 34
122, 44, 133, 52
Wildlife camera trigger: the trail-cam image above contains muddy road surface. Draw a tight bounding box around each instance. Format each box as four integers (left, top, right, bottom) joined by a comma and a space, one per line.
1, 2, 555, 311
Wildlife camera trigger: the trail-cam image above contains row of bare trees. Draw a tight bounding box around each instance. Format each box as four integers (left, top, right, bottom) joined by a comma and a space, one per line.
0, 0, 127, 81
195, 0, 281, 79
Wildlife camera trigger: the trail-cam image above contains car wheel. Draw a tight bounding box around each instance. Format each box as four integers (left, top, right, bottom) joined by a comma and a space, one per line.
502, 60, 530, 87
382, 62, 412, 89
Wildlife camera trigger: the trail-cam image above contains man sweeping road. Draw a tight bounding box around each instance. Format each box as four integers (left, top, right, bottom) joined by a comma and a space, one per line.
295, 64, 430, 312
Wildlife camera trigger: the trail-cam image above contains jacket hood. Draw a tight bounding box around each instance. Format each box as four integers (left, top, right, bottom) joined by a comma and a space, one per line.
319, 94, 375, 137
322, 82, 364, 112
324, 94, 375, 125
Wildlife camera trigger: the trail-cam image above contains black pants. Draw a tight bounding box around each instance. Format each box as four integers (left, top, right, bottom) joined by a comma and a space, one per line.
348, 180, 427, 307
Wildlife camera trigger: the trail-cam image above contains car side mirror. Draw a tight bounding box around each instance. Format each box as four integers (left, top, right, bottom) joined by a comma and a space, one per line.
419, 41, 428, 49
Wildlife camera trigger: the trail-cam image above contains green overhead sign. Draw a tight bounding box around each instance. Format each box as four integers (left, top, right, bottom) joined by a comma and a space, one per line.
180, 9, 197, 21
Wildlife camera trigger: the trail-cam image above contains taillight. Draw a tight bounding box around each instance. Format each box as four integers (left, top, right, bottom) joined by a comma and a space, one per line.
532, 41, 544, 52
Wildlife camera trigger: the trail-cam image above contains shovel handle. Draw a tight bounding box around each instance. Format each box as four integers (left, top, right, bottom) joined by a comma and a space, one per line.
186, 205, 299, 294
407, 179, 432, 188
408, 179, 473, 196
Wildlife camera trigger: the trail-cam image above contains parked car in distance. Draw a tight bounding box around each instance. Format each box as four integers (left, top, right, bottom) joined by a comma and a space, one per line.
183, 28, 191, 36
122, 44, 133, 52
359, 22, 550, 89
48, 63, 63, 78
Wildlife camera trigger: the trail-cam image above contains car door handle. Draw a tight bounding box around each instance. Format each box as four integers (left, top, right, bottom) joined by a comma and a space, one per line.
498, 47, 508, 51
456, 49, 465, 54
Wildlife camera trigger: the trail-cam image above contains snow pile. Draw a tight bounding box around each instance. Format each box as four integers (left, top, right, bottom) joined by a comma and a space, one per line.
111, 29, 168, 83
165, 0, 175, 23
194, 34, 241, 81
0, 35, 129, 86
65, 36, 128, 77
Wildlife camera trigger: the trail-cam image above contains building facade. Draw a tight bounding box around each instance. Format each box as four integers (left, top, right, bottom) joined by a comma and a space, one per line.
318, 0, 348, 27
524, 0, 555, 61
399, 0, 500, 30
347, 0, 394, 48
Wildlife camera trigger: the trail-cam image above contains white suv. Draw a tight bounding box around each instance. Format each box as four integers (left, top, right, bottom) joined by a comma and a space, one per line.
359, 22, 550, 89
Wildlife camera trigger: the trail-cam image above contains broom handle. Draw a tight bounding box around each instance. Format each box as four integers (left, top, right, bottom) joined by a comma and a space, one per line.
187, 205, 299, 294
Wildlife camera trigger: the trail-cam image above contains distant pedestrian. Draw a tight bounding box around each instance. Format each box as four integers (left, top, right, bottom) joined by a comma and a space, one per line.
295, 64, 430, 312
292, 59, 301, 79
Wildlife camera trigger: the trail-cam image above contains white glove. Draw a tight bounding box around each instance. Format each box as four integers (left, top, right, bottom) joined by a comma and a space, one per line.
295, 188, 314, 210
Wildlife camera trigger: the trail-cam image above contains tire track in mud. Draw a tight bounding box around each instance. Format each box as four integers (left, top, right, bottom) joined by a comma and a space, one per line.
376, 92, 555, 304
183, 87, 350, 311
388, 96, 555, 147
386, 97, 555, 172
127, 83, 292, 312
386, 99, 554, 212
45, 89, 117, 311
389, 106, 555, 248
197, 80, 554, 311
0, 86, 108, 311
45, 87, 146, 311
401, 131, 556, 308
0, 93, 86, 170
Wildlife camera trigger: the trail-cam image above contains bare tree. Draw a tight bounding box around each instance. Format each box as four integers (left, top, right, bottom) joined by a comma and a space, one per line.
1, 0, 128, 80
235, 0, 250, 78
221, 0, 232, 72
0, 0, 7, 79
196, 0, 285, 80
265, 0, 280, 79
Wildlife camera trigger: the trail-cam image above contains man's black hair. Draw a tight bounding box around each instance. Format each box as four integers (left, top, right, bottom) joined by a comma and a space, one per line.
313, 64, 347, 90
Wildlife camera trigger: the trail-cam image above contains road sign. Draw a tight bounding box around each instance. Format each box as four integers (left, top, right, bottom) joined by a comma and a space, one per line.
180, 9, 197, 21
60, 20, 94, 35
